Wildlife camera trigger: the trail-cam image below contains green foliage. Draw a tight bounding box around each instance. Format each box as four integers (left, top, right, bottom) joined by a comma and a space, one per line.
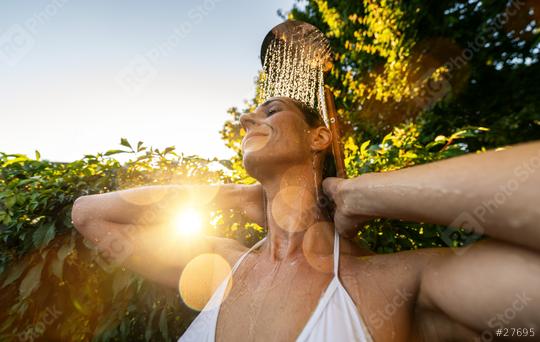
343, 123, 489, 252
289, 0, 540, 144
0, 140, 262, 341
344, 124, 490, 175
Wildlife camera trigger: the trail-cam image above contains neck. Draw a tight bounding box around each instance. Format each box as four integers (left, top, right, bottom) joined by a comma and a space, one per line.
260, 163, 333, 261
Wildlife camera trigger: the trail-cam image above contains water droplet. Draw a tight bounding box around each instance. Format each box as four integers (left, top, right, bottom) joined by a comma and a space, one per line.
260, 37, 327, 116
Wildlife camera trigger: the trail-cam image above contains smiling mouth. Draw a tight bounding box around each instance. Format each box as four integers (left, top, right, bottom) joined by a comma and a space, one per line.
242, 132, 270, 150
245, 132, 268, 140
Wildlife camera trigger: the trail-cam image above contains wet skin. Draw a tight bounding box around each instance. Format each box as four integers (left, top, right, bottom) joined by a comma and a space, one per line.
72, 97, 540, 341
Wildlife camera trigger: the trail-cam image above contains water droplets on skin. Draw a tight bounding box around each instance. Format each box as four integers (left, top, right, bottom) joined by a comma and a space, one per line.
260, 38, 328, 120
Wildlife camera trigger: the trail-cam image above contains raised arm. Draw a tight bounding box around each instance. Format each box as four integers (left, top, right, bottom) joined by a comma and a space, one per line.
324, 141, 540, 338
323, 140, 540, 251
71, 183, 263, 289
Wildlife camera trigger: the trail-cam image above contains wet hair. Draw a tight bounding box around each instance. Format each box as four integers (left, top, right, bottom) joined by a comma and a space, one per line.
289, 98, 337, 179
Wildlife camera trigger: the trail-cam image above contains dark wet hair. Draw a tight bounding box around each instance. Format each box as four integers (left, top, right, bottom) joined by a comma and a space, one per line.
289, 98, 337, 179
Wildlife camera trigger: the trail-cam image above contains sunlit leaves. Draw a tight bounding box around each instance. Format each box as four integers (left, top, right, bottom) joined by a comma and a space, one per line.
1, 260, 27, 288
50, 235, 75, 280
19, 259, 44, 300
314, 0, 344, 38
0, 138, 227, 340
32, 223, 55, 250
120, 137, 133, 151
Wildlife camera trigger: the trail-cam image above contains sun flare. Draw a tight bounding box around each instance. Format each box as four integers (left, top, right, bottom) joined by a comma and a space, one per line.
174, 208, 203, 237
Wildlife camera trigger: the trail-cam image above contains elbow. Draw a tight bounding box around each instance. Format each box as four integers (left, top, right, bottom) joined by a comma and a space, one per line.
71, 196, 91, 231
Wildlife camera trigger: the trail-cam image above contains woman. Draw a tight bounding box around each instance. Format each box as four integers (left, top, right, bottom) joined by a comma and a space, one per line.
72, 96, 540, 341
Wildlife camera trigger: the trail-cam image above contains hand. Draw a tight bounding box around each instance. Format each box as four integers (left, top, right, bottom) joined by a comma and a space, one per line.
322, 177, 374, 239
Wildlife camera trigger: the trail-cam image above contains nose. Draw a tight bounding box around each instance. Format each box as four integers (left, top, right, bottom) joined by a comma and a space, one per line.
239, 111, 259, 131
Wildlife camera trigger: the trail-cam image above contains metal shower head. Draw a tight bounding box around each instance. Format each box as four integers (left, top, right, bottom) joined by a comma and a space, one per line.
260, 20, 333, 72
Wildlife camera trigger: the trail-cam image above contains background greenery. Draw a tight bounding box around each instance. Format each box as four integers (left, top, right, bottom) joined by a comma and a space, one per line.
1, 0, 539, 340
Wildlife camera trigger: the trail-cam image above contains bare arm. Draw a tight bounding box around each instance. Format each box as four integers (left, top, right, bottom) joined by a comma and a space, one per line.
323, 141, 540, 336
417, 240, 540, 338
71, 183, 263, 289
323, 140, 540, 251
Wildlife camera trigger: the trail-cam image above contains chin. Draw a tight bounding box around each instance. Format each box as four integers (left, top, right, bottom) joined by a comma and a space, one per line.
243, 150, 270, 180
243, 149, 304, 182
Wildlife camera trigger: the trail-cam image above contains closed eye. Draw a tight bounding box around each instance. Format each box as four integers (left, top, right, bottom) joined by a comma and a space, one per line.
266, 107, 281, 117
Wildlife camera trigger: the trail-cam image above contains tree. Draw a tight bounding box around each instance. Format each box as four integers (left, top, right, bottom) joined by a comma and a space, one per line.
219, 0, 539, 251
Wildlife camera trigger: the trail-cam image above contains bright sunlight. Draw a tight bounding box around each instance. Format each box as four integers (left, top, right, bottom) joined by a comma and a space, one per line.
174, 208, 204, 237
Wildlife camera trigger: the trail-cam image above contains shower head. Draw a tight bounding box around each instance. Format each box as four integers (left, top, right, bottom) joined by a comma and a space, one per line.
259, 20, 346, 179
260, 20, 333, 72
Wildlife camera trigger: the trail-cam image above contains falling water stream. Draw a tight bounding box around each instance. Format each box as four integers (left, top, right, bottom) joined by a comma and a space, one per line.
259, 37, 329, 127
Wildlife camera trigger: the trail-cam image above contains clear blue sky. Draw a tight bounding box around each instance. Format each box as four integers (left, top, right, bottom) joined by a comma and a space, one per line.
0, 0, 296, 162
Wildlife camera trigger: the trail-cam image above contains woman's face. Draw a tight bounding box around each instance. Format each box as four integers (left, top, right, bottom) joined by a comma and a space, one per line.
239, 97, 314, 177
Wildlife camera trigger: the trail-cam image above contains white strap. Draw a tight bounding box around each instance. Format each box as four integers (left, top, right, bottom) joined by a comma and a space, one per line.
231, 236, 267, 274
333, 229, 339, 276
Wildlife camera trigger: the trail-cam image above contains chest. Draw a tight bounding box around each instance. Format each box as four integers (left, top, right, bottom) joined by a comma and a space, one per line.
213, 253, 420, 342
215, 257, 333, 341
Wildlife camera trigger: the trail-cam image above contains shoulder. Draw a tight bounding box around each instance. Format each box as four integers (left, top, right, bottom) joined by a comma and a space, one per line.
338, 247, 451, 340
339, 247, 452, 310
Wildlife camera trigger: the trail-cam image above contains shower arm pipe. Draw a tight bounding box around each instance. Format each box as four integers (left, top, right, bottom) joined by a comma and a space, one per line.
323, 86, 347, 179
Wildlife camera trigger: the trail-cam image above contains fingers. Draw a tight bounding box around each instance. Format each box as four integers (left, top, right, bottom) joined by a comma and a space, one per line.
333, 210, 359, 239
322, 177, 343, 201
323, 177, 357, 238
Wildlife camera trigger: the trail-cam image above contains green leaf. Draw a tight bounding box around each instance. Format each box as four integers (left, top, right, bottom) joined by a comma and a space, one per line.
17, 179, 34, 186
360, 140, 371, 157
145, 307, 157, 341
51, 238, 75, 280
159, 308, 169, 341
19, 260, 44, 299
32, 223, 56, 249
434, 135, 447, 142
104, 149, 127, 156
2, 261, 27, 288
120, 138, 133, 150
219, 159, 233, 169
5, 196, 16, 209
163, 146, 176, 154
2, 156, 29, 167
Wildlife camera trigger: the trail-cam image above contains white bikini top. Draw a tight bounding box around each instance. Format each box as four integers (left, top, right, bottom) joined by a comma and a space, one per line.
179, 230, 373, 341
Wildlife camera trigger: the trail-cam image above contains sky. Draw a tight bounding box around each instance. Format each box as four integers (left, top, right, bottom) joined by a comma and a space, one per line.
0, 0, 295, 162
